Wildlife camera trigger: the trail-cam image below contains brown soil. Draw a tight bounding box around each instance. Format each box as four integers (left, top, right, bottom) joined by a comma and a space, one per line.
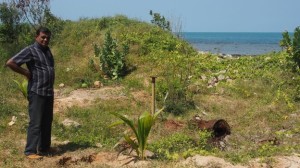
163, 119, 185, 132
54, 86, 127, 113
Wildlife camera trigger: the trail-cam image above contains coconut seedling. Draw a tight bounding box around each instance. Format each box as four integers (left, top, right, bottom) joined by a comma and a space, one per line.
110, 108, 163, 160
13, 79, 28, 98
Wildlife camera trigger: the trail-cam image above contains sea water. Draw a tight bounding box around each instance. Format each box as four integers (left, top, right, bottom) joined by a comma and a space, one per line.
181, 32, 283, 55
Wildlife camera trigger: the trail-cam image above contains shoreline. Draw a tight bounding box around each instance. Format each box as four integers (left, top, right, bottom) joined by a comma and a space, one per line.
197, 50, 259, 57
194, 46, 281, 56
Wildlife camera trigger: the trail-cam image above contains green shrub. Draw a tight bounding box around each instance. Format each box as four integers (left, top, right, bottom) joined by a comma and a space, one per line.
97, 17, 110, 30
197, 130, 213, 149
154, 52, 196, 116
280, 26, 300, 70
94, 31, 129, 79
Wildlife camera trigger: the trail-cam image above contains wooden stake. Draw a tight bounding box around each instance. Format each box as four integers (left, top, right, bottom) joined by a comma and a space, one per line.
151, 76, 157, 115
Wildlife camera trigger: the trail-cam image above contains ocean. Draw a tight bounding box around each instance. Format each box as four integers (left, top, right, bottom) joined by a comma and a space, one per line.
181, 32, 283, 55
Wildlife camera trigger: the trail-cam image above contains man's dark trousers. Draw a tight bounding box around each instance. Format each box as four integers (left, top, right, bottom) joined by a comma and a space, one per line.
25, 91, 53, 155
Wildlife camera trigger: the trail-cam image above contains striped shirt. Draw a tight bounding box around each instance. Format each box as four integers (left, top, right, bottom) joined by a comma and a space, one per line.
12, 42, 55, 96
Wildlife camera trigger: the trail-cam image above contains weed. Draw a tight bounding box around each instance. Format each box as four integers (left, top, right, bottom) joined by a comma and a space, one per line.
149, 132, 198, 160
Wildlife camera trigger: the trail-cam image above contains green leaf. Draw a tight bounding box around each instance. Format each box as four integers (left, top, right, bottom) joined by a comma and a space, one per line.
110, 108, 164, 160
13, 79, 28, 98
108, 120, 124, 128
110, 112, 138, 139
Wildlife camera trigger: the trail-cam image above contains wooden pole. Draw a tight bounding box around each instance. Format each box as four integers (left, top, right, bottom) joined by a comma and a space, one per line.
151, 76, 157, 115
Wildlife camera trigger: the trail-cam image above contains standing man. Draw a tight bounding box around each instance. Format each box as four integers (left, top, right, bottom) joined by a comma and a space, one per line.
6, 27, 55, 159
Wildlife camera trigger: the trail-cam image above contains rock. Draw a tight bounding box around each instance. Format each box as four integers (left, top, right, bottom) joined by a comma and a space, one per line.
217, 74, 226, 81
63, 140, 70, 144
94, 81, 102, 88
96, 143, 103, 148
181, 155, 245, 168
129, 150, 155, 159
231, 54, 242, 57
59, 83, 65, 88
62, 118, 80, 127
248, 155, 300, 168
208, 76, 218, 87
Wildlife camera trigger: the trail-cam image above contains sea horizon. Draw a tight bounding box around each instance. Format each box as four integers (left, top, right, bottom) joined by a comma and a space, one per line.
180, 32, 286, 56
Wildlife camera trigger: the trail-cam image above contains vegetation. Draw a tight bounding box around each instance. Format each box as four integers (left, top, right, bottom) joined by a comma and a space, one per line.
94, 31, 129, 79
0, 0, 61, 61
0, 3, 299, 167
150, 10, 171, 31
13, 79, 28, 98
110, 108, 163, 160
280, 26, 300, 70
149, 130, 214, 160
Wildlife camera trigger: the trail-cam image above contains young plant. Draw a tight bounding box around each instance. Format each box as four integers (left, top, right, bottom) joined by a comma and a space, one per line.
110, 108, 163, 160
13, 79, 28, 98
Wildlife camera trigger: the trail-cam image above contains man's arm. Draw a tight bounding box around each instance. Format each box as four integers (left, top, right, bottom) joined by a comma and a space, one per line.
6, 59, 30, 80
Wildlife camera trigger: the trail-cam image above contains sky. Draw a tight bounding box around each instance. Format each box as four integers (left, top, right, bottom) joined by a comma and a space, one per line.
36, 0, 300, 32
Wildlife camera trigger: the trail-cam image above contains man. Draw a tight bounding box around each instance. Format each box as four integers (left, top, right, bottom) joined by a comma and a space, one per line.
6, 27, 55, 159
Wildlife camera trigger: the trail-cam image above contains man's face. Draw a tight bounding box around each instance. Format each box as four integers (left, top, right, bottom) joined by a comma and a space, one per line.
35, 32, 51, 47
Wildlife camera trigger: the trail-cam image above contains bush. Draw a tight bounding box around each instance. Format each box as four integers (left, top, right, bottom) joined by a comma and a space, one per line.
280, 26, 300, 70
154, 52, 196, 116
94, 31, 129, 79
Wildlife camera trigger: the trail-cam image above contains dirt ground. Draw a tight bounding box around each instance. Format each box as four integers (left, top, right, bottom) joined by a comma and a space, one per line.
25, 86, 299, 168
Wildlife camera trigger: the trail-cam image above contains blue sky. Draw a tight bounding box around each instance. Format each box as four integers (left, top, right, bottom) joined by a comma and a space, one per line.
50, 0, 298, 32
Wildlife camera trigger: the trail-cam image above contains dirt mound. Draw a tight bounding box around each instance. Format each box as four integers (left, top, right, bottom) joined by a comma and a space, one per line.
54, 86, 126, 113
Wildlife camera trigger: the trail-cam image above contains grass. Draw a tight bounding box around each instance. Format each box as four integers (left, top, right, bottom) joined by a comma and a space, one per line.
0, 16, 299, 167
53, 99, 140, 147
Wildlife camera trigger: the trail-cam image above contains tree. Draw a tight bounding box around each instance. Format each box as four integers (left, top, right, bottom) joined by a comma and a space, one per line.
0, 0, 56, 59
0, 0, 51, 43
14, 0, 50, 29
149, 10, 171, 31
42, 7, 65, 39
0, 2, 22, 43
